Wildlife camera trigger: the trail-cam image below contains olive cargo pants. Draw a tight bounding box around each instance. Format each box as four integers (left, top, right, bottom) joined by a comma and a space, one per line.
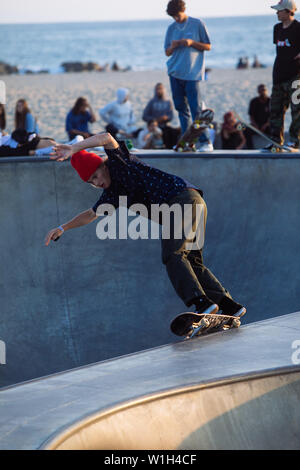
270, 76, 300, 146
161, 189, 231, 307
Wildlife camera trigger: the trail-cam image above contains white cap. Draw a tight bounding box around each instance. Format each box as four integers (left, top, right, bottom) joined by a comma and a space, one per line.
271, 0, 297, 12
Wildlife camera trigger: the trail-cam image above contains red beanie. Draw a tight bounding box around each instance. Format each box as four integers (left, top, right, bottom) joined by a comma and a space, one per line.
71, 150, 104, 182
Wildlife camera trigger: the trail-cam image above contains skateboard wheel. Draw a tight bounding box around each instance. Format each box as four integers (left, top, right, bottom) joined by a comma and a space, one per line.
271, 146, 278, 153
200, 318, 210, 327
232, 318, 241, 328
193, 123, 200, 129
178, 147, 183, 152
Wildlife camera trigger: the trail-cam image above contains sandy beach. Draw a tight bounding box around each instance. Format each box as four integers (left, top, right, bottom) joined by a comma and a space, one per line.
2, 67, 280, 143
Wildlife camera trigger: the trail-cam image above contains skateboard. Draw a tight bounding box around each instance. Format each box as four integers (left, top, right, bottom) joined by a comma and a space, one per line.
174, 109, 214, 153
233, 111, 299, 154
170, 312, 242, 339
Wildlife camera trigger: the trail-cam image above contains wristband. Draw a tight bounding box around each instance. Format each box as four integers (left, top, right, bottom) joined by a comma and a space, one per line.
58, 225, 65, 233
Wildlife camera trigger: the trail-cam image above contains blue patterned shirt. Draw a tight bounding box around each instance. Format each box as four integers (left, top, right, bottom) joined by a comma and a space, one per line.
92, 143, 202, 217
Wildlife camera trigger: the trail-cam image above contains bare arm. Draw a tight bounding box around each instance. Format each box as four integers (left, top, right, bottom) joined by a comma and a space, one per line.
166, 39, 211, 55
45, 209, 97, 246
187, 39, 211, 51
236, 131, 246, 150
51, 132, 119, 161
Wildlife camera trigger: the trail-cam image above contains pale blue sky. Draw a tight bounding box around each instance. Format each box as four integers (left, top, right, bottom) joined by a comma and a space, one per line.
0, 0, 280, 23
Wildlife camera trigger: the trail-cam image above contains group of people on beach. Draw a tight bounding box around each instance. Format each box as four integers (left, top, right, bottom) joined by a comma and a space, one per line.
0, 99, 84, 157
0, 81, 274, 155
65, 84, 182, 151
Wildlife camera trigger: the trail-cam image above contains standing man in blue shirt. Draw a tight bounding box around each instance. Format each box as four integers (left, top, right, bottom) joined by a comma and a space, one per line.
164, 0, 213, 151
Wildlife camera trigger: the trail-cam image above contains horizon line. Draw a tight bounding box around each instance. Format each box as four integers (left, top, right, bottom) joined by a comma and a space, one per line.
0, 13, 277, 26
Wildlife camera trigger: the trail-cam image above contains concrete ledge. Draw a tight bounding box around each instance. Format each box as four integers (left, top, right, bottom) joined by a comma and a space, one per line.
0, 313, 300, 450
0, 149, 300, 164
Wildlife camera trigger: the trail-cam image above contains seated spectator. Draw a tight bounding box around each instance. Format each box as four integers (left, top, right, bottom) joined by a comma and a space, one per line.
246, 84, 271, 149
99, 88, 142, 139
221, 111, 246, 150
142, 83, 180, 149
0, 103, 7, 135
252, 55, 266, 69
236, 57, 249, 70
0, 130, 82, 157
137, 119, 164, 149
66, 97, 96, 140
14, 99, 40, 134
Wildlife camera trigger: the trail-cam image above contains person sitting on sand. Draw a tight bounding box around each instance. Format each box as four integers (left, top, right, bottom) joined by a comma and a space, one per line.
0, 130, 83, 157
14, 99, 39, 134
142, 83, 180, 149
245, 84, 271, 149
66, 97, 97, 140
45, 132, 247, 321
221, 112, 246, 150
137, 119, 164, 149
99, 88, 142, 139
0, 103, 6, 135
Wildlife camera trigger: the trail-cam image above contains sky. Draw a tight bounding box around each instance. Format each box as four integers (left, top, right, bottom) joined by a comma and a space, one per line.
0, 0, 279, 23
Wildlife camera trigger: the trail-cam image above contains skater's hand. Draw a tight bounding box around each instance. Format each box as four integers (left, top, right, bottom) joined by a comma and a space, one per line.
50, 144, 73, 161
45, 227, 64, 246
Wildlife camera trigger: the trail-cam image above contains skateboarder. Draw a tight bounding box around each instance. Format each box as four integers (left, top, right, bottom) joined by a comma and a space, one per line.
266, 0, 300, 150
45, 132, 246, 318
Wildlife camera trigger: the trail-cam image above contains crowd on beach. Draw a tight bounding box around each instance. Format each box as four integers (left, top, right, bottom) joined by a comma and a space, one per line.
0, 0, 300, 156
0, 81, 272, 156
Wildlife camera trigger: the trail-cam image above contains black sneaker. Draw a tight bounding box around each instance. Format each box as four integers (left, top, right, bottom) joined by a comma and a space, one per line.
195, 296, 219, 315
219, 296, 246, 318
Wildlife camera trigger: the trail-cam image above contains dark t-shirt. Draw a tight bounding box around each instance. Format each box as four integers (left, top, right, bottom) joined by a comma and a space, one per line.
221, 126, 243, 150
273, 20, 300, 84
92, 142, 202, 219
66, 110, 92, 134
248, 97, 270, 127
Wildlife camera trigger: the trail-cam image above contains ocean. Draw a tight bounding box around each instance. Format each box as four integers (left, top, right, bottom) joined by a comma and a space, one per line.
0, 15, 289, 73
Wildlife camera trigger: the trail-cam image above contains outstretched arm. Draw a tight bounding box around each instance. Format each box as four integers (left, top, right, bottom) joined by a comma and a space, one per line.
51, 132, 119, 161
45, 209, 97, 246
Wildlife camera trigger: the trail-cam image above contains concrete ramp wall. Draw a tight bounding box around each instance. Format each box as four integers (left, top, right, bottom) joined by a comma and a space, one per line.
45, 370, 300, 450
0, 313, 299, 450
0, 154, 300, 386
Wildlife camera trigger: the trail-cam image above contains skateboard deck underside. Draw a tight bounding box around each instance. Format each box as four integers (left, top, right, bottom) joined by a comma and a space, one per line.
174, 109, 214, 152
175, 124, 208, 152
170, 312, 241, 338
234, 112, 299, 153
